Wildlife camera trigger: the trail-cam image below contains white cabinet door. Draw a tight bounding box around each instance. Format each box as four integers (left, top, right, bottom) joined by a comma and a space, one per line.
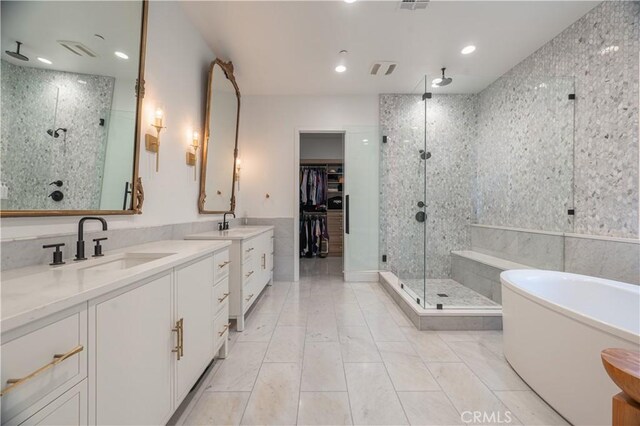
95, 274, 174, 426
175, 256, 214, 404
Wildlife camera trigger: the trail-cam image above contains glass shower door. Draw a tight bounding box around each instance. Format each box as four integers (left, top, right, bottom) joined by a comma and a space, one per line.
343, 126, 380, 281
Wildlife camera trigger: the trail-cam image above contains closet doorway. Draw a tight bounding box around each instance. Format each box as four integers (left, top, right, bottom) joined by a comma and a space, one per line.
298, 132, 344, 278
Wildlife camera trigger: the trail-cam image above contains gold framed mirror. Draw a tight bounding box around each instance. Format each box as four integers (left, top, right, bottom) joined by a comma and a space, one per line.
199, 59, 240, 214
0, 0, 148, 217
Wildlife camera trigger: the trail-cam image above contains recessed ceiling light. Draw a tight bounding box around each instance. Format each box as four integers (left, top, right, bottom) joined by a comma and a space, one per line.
114, 51, 129, 60
461, 45, 476, 55
335, 65, 346, 73
37, 57, 52, 65
77, 79, 87, 85
344, 0, 357, 3
362, 139, 368, 142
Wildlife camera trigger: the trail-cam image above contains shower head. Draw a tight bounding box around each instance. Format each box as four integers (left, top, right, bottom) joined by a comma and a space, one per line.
432, 67, 452, 87
47, 128, 67, 138
5, 41, 29, 61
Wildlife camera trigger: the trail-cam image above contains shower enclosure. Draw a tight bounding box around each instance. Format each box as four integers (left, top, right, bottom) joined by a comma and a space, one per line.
379, 74, 575, 310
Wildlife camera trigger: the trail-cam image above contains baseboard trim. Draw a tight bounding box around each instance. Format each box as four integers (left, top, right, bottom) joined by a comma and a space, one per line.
344, 270, 379, 282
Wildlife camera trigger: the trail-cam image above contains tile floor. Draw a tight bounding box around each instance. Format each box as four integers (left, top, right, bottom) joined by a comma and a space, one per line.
179, 264, 568, 425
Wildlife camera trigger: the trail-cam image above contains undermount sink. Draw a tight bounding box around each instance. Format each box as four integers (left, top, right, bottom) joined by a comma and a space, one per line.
72, 253, 174, 272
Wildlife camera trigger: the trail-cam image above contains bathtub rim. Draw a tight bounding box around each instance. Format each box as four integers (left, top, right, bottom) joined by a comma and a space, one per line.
501, 269, 639, 344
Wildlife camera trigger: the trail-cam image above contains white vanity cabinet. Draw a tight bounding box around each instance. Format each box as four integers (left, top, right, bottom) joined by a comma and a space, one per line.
185, 226, 275, 332
227, 230, 274, 331
1, 241, 230, 426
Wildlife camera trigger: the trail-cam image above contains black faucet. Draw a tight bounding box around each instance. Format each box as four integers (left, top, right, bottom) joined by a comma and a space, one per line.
219, 212, 236, 231
75, 217, 108, 261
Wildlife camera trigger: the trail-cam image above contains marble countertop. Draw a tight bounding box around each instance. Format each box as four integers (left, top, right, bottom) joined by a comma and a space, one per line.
184, 226, 274, 241
1, 240, 231, 333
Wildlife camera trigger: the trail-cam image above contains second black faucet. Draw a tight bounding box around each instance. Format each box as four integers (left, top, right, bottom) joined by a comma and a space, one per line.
75, 217, 108, 261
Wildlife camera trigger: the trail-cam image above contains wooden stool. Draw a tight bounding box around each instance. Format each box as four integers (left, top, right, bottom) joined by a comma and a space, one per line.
602, 348, 640, 426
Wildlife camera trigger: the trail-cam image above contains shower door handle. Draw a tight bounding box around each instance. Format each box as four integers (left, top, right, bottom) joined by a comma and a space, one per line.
415, 211, 426, 223
345, 195, 350, 235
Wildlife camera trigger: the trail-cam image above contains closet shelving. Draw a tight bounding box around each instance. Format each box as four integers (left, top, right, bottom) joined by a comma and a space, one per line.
300, 159, 344, 258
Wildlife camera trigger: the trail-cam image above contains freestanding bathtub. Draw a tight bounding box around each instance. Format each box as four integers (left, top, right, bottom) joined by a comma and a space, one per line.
501, 270, 640, 426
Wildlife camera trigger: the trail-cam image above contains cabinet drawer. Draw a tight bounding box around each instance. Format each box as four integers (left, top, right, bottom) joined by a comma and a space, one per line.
242, 240, 257, 263
1, 308, 87, 422
213, 305, 230, 353
213, 277, 230, 316
1, 309, 87, 423
10, 379, 87, 426
214, 250, 230, 283
243, 266, 256, 287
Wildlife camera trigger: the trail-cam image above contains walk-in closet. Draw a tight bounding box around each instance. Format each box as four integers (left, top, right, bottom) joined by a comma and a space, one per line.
299, 133, 344, 276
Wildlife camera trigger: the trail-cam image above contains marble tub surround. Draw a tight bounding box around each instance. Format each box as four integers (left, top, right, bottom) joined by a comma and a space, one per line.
0, 60, 115, 210
564, 234, 640, 285
469, 223, 640, 285
0, 218, 240, 271
0, 239, 230, 332
470, 224, 564, 271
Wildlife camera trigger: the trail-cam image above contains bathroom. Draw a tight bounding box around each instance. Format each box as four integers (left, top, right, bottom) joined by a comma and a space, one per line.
1, 1, 639, 425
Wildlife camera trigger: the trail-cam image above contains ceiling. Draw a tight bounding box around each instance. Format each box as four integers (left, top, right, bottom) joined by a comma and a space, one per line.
183, 0, 598, 95
1, 1, 142, 80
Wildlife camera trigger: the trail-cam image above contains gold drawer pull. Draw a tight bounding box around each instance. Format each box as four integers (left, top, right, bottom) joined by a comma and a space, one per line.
172, 318, 184, 360
245, 270, 254, 278
245, 247, 254, 253
0, 345, 84, 397
218, 323, 231, 336
218, 260, 231, 269
245, 293, 254, 301
218, 292, 230, 303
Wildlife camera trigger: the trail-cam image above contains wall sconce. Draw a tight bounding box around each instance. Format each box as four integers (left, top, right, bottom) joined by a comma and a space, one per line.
235, 156, 241, 191
145, 108, 165, 172
186, 131, 199, 181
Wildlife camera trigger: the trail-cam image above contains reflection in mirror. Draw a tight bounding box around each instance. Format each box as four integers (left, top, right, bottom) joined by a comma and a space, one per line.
199, 59, 240, 214
0, 1, 145, 215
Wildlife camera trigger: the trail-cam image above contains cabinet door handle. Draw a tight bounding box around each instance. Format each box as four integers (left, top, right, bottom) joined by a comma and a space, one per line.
172, 318, 184, 360
245, 293, 254, 302
218, 260, 231, 269
245, 247, 254, 253
218, 323, 231, 336
218, 292, 230, 303
245, 270, 254, 278
0, 345, 84, 396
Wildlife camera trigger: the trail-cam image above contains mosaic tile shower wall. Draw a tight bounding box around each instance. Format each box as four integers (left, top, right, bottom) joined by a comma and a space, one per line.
379, 94, 478, 280
476, 76, 575, 232
1, 60, 115, 210
478, 1, 639, 238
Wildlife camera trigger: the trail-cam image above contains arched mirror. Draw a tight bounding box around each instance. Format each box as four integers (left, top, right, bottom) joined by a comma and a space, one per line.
199, 59, 240, 214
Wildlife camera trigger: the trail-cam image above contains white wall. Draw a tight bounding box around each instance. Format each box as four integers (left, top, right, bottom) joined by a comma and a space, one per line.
237, 95, 378, 219
237, 95, 378, 280
300, 133, 344, 160
1, 2, 227, 239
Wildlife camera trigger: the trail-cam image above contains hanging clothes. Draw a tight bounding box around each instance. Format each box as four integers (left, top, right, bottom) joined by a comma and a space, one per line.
299, 215, 328, 258
300, 167, 327, 210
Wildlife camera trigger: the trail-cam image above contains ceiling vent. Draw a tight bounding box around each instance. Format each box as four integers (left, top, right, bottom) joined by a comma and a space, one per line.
57, 40, 97, 57
370, 62, 398, 76
399, 0, 429, 11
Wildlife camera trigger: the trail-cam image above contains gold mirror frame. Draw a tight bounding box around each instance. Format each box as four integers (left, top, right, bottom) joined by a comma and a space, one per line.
0, 0, 148, 218
198, 58, 241, 214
